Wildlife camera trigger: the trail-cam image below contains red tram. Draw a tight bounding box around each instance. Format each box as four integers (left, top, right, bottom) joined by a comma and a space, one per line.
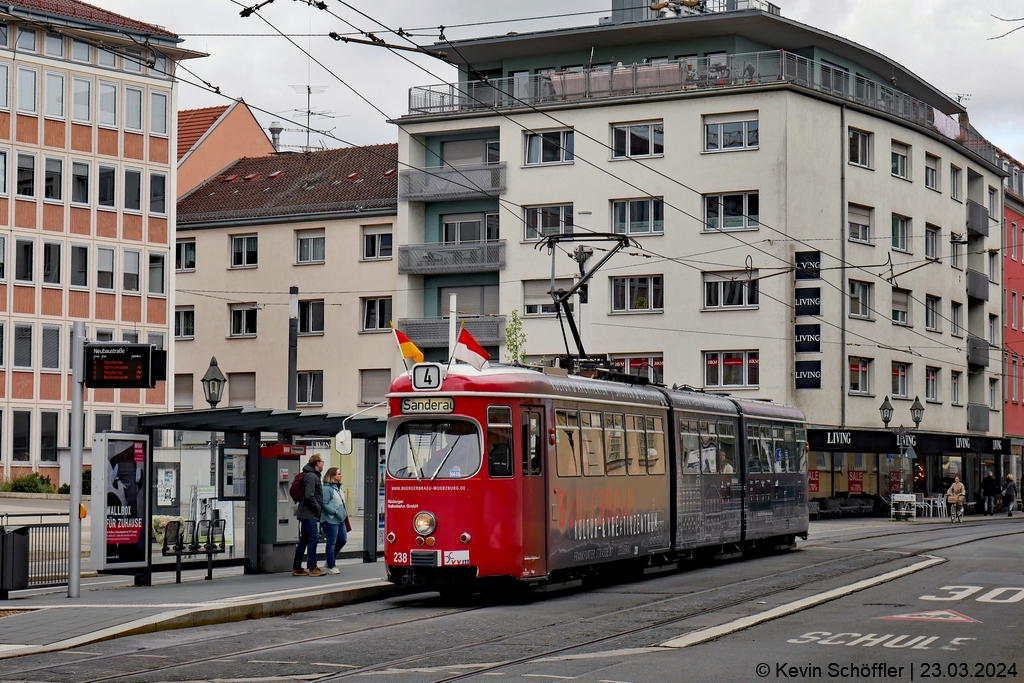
384, 363, 807, 590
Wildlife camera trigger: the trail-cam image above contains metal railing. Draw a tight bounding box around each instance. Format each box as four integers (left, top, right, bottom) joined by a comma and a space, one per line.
398, 315, 506, 348
1, 513, 70, 593
398, 240, 506, 275
407, 49, 997, 166
399, 162, 506, 201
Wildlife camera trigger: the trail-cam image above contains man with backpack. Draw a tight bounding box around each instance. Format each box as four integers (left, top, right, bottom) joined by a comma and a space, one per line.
292, 454, 325, 576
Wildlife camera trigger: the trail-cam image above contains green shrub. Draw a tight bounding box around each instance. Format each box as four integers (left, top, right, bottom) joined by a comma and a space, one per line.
58, 469, 91, 495
8, 472, 54, 494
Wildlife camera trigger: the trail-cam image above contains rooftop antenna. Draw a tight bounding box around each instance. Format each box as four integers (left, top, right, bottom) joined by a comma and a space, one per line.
952, 93, 972, 105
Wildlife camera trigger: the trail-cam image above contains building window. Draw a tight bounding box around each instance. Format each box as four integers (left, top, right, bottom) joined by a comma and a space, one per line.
16, 28, 35, 52
925, 154, 939, 190
705, 350, 759, 388
299, 299, 324, 334
849, 280, 872, 318
990, 378, 999, 410
44, 72, 63, 119
705, 114, 758, 152
15, 238, 33, 283
1014, 292, 1019, 329
0, 235, 5, 280
13, 323, 31, 369
612, 121, 663, 159
891, 214, 910, 251
704, 192, 758, 232
360, 369, 391, 405
174, 373, 193, 409
925, 225, 939, 259
12, 410, 30, 462
71, 161, 88, 204
892, 288, 910, 325
296, 229, 325, 264
891, 140, 909, 179
1014, 222, 1019, 261
174, 307, 195, 339
950, 233, 962, 268
990, 252, 999, 282
611, 275, 663, 313
230, 235, 258, 267
125, 87, 142, 131
362, 227, 392, 260
71, 39, 89, 62
224, 372, 255, 407
0, 151, 6, 195
230, 304, 257, 337
17, 154, 34, 197
525, 204, 573, 240
42, 242, 60, 285
175, 240, 195, 272
951, 371, 961, 405
362, 297, 391, 331
441, 285, 498, 316
71, 78, 90, 123
848, 204, 871, 243
925, 295, 940, 331
123, 250, 140, 292
925, 366, 939, 401
990, 315, 998, 346
703, 271, 758, 309
96, 247, 113, 290
95, 413, 112, 434
97, 165, 115, 208
17, 67, 36, 114
150, 173, 166, 214
43, 158, 61, 201
98, 82, 116, 127
43, 32, 62, 57
848, 128, 871, 167
612, 198, 664, 234
951, 302, 962, 336
989, 187, 998, 217
151, 92, 168, 135
892, 362, 909, 398
153, 55, 169, 78
70, 245, 88, 287
297, 371, 324, 405
1014, 357, 1019, 402
525, 130, 574, 164
849, 357, 871, 394
124, 169, 141, 211
95, 329, 112, 342
97, 47, 115, 68
951, 166, 962, 200
148, 253, 165, 295
523, 278, 572, 316
41, 325, 59, 371
148, 332, 164, 350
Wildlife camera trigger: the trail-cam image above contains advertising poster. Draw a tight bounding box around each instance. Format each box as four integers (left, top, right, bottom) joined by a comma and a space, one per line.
808, 469, 819, 493
105, 439, 147, 566
889, 470, 902, 493
848, 470, 864, 493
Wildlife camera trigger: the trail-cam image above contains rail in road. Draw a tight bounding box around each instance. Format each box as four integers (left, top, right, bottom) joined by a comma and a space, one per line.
0, 522, 1019, 683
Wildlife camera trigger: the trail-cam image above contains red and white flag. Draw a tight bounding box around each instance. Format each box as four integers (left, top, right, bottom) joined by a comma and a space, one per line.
453, 328, 490, 370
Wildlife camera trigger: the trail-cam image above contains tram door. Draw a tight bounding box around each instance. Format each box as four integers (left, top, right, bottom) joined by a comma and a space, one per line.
521, 408, 546, 577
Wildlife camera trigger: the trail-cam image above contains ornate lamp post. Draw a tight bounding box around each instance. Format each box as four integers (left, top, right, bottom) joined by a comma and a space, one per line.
201, 357, 227, 486
880, 395, 924, 494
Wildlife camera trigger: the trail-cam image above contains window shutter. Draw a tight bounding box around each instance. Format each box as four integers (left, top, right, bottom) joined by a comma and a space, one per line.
483, 285, 500, 315
14, 323, 32, 367
361, 369, 391, 404
97, 247, 113, 272
41, 325, 60, 369
524, 278, 572, 304
174, 374, 193, 409
227, 372, 256, 407
892, 288, 909, 312
441, 139, 485, 166
848, 204, 871, 226
891, 141, 908, 156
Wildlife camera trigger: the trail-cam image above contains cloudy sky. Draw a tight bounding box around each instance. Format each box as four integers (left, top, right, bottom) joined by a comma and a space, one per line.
101, 0, 1024, 159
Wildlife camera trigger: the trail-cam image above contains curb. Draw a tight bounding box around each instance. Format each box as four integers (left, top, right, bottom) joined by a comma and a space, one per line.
0, 580, 412, 659
0, 492, 91, 501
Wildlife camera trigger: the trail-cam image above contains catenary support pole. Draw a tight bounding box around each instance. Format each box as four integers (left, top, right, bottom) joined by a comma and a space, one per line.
288, 286, 298, 411
363, 438, 379, 563
448, 293, 457, 362
68, 321, 85, 598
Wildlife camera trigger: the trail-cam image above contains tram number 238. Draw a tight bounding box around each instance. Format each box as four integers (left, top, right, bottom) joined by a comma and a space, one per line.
412, 363, 444, 391
392, 552, 409, 564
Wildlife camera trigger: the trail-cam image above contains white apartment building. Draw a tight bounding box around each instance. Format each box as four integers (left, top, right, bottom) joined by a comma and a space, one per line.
393, 2, 1008, 498
0, 1, 198, 483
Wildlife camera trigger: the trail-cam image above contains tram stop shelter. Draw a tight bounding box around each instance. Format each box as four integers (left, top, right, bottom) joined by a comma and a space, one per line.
119, 407, 386, 583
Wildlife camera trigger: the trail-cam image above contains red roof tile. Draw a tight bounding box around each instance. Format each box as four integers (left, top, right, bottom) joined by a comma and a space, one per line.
5, 0, 178, 38
177, 144, 398, 224
177, 105, 229, 161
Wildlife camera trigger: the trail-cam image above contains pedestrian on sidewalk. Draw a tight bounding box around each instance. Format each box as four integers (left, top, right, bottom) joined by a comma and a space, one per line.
321, 467, 349, 575
981, 471, 998, 516
293, 454, 325, 577
1003, 474, 1018, 518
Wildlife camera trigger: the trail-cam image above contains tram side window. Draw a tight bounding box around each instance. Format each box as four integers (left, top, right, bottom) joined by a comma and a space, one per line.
760, 425, 777, 473
699, 421, 718, 473
581, 411, 605, 476
747, 425, 762, 473
521, 410, 543, 476
645, 416, 666, 475
796, 428, 808, 473
555, 409, 582, 477
718, 421, 736, 474
626, 415, 648, 475
780, 426, 796, 473
487, 406, 514, 478
604, 413, 626, 476
681, 419, 700, 474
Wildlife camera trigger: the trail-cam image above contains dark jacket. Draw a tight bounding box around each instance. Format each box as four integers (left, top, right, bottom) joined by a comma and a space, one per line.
1004, 480, 1019, 502
982, 475, 999, 496
296, 463, 323, 520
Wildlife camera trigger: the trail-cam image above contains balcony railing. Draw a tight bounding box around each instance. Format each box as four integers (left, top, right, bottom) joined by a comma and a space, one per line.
966, 336, 990, 367
966, 268, 990, 301
399, 162, 506, 202
966, 200, 989, 236
967, 403, 990, 432
408, 50, 997, 166
398, 240, 506, 275
398, 315, 505, 349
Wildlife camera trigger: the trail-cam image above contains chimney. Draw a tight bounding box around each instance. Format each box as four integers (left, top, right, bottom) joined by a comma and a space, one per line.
268, 121, 283, 152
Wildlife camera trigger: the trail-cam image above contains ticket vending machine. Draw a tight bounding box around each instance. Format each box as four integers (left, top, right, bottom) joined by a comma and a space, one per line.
258, 444, 305, 572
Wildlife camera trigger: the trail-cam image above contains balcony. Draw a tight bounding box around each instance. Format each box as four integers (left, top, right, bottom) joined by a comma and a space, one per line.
967, 403, 990, 432
398, 315, 506, 349
966, 268, 989, 301
399, 163, 506, 202
966, 336, 990, 367
966, 200, 989, 236
407, 50, 998, 167
398, 241, 506, 275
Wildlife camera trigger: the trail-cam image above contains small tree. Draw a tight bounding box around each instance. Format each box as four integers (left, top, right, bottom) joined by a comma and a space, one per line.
504, 309, 527, 365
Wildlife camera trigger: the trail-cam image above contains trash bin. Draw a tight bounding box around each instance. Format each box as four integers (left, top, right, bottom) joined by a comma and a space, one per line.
0, 526, 30, 598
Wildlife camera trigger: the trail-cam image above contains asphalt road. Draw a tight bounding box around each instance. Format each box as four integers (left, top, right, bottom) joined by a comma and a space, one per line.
0, 518, 1020, 683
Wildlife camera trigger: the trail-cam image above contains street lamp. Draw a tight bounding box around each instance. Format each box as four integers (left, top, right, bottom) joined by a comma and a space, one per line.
879, 396, 894, 429
879, 395, 925, 496
910, 396, 924, 428
201, 357, 228, 486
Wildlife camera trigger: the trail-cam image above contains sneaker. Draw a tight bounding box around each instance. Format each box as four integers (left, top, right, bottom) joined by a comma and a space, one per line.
328, 567, 341, 575
292, 568, 307, 576
308, 567, 326, 577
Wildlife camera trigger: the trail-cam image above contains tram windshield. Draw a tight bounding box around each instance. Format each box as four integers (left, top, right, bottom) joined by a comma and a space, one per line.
388, 420, 482, 480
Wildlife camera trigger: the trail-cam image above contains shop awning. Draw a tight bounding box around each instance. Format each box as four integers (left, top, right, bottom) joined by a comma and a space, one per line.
808, 428, 1009, 456
137, 407, 386, 438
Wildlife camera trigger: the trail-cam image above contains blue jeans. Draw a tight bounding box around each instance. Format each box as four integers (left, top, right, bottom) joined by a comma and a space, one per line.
322, 522, 348, 568
293, 517, 320, 571
984, 495, 995, 514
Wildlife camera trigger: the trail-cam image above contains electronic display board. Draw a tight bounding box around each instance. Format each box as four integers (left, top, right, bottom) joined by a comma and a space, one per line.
84, 343, 153, 389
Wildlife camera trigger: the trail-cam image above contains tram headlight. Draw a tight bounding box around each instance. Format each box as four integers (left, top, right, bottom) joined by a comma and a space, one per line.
413, 511, 437, 536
